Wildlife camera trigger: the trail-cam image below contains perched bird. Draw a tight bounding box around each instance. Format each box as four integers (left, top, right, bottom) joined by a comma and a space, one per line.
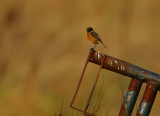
87, 27, 107, 49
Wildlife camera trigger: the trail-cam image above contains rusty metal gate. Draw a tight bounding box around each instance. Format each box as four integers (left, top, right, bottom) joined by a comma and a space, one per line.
70, 49, 159, 116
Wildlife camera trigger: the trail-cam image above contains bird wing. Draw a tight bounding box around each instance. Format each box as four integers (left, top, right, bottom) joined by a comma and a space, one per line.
90, 31, 102, 42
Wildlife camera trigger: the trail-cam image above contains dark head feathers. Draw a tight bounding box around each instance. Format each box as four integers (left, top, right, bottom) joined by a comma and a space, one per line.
87, 27, 93, 32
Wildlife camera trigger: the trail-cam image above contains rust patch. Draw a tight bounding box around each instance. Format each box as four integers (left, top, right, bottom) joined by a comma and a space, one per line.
142, 83, 158, 103
136, 83, 158, 115
129, 79, 141, 91
106, 59, 112, 66
143, 78, 157, 83
142, 71, 150, 75
89, 57, 93, 62
118, 105, 126, 116
136, 112, 142, 116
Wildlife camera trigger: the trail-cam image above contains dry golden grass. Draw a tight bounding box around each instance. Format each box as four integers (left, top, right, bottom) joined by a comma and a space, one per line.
0, 0, 160, 115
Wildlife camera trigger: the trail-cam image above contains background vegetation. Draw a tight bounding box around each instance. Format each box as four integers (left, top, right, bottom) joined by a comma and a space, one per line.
0, 0, 160, 115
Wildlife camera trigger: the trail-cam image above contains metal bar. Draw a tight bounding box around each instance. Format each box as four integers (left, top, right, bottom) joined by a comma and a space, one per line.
70, 49, 160, 116
70, 49, 106, 116
70, 49, 92, 115
89, 49, 160, 87
136, 83, 158, 116
84, 56, 106, 113
119, 79, 142, 116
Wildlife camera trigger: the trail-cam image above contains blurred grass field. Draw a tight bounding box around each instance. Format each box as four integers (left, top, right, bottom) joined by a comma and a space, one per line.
0, 0, 160, 116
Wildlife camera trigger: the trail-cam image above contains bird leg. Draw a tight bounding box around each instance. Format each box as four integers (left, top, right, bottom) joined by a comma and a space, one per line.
92, 44, 97, 49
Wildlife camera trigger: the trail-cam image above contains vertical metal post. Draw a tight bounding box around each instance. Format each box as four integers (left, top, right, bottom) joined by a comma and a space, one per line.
119, 79, 142, 116
136, 83, 158, 116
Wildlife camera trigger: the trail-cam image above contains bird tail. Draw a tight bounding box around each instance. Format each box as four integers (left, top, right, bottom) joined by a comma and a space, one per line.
101, 42, 107, 48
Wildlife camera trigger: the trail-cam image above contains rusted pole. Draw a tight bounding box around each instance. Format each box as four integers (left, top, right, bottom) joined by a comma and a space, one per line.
70, 49, 160, 116
89, 49, 160, 87
136, 83, 158, 116
70, 49, 106, 116
84, 56, 106, 113
70, 50, 92, 114
119, 79, 142, 116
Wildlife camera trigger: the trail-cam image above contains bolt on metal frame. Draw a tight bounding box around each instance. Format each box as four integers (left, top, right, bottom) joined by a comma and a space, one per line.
70, 48, 159, 116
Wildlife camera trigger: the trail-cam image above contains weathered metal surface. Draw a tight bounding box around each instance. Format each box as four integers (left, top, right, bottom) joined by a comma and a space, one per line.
70, 50, 106, 116
71, 49, 159, 116
84, 56, 106, 113
89, 49, 160, 115
119, 79, 142, 116
70, 49, 92, 115
89, 49, 160, 87
136, 83, 158, 116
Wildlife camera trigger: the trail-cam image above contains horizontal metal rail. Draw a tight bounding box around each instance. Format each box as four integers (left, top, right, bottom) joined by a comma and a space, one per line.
88, 49, 160, 116
71, 48, 160, 116
89, 49, 160, 87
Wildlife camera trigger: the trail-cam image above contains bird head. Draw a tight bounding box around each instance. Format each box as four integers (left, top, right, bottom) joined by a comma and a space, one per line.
87, 27, 93, 32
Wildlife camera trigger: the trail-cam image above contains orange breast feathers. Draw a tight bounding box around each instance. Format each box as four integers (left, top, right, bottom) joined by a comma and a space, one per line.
87, 32, 100, 44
